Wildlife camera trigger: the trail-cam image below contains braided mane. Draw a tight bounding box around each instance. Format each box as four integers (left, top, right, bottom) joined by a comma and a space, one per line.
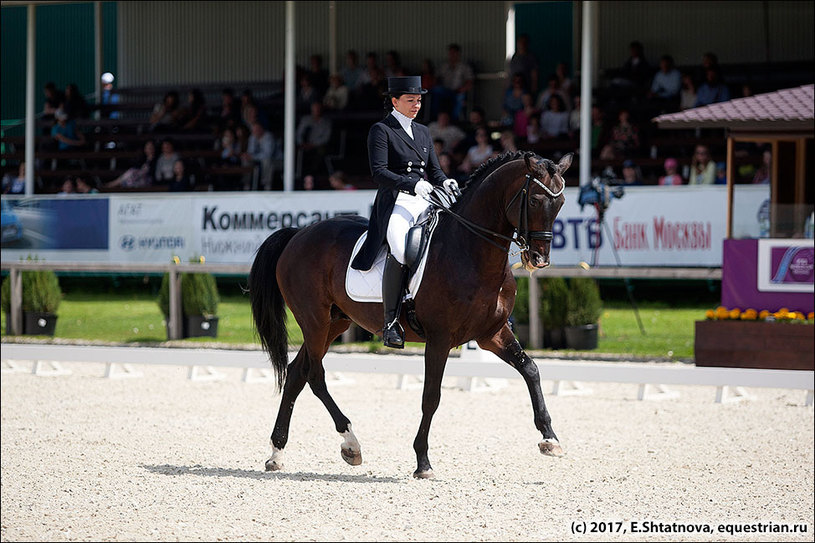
453, 151, 535, 209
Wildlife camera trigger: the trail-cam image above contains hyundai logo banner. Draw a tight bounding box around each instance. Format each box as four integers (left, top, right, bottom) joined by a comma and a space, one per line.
1, 186, 770, 266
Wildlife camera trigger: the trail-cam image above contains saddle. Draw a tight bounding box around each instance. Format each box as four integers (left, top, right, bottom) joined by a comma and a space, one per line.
346, 188, 453, 337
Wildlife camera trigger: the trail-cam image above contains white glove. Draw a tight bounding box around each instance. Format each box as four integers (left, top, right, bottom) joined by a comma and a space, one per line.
443, 178, 460, 197
414, 180, 433, 200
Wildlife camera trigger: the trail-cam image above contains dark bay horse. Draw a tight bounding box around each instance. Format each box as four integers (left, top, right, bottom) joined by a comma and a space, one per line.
249, 150, 572, 478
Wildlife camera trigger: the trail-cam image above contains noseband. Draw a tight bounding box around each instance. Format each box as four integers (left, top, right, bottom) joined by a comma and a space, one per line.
428, 162, 564, 255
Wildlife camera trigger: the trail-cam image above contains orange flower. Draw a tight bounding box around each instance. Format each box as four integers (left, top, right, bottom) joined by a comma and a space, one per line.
759, 309, 771, 320
729, 308, 741, 320
705, 309, 715, 320
808, 312, 814, 321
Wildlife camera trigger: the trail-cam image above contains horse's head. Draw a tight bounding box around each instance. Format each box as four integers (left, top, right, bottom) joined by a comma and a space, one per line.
509, 152, 572, 271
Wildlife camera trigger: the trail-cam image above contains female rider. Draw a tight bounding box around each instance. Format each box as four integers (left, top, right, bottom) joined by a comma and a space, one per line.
350, 76, 459, 348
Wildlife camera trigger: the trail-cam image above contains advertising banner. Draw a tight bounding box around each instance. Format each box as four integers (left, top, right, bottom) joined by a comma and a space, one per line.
1, 185, 769, 267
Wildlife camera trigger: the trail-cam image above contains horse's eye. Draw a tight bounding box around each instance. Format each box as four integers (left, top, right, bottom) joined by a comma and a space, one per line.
530, 195, 543, 207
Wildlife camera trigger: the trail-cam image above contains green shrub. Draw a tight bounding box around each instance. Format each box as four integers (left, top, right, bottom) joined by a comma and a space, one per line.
512, 276, 529, 323
540, 276, 569, 328
1, 266, 62, 315
157, 264, 219, 319
565, 277, 603, 326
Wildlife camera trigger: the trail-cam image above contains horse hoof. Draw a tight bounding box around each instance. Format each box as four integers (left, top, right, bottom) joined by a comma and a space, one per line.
341, 447, 362, 466
413, 469, 435, 480
265, 458, 283, 471
539, 440, 564, 457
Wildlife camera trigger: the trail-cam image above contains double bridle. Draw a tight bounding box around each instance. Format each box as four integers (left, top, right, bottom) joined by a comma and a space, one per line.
428, 163, 565, 256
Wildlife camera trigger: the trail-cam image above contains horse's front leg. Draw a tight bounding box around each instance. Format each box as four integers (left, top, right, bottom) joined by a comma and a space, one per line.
478, 324, 563, 457
412, 340, 451, 479
267, 347, 309, 471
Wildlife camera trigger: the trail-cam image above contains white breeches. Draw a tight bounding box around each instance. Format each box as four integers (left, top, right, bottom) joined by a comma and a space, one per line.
386, 192, 431, 264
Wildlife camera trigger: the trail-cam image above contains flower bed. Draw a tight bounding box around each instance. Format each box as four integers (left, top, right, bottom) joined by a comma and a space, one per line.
695, 317, 814, 371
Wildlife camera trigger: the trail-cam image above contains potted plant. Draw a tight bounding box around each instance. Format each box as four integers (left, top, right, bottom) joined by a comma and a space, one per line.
563, 277, 603, 350
1, 263, 62, 336
157, 257, 220, 339
540, 276, 569, 349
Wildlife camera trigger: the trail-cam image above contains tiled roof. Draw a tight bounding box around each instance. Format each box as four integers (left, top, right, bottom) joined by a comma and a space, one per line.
653, 84, 814, 132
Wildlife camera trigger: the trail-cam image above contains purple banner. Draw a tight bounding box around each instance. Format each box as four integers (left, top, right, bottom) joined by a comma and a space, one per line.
722, 239, 814, 314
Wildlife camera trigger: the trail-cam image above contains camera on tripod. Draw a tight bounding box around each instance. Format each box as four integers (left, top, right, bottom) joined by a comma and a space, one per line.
578, 166, 625, 212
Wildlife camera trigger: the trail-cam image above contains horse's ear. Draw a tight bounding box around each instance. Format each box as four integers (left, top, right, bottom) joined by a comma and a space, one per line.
558, 152, 574, 174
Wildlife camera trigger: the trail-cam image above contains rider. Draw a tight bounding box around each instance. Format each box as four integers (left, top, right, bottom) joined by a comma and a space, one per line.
350, 76, 460, 349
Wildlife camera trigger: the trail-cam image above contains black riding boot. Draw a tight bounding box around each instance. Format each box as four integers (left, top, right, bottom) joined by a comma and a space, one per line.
382, 253, 408, 349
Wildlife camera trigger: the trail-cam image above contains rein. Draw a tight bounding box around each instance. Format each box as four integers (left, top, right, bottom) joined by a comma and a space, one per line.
427, 168, 564, 256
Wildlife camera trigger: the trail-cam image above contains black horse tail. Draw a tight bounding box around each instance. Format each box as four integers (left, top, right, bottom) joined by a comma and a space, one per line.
249, 228, 298, 392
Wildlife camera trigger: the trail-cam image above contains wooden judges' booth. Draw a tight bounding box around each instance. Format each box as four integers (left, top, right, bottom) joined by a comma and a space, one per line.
654, 85, 814, 371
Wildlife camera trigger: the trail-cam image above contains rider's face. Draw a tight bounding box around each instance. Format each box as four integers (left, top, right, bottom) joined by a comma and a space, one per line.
392, 94, 422, 119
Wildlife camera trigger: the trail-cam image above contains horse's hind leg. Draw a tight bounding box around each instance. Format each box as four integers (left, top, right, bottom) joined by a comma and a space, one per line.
267, 346, 309, 471
306, 319, 362, 466
478, 324, 563, 457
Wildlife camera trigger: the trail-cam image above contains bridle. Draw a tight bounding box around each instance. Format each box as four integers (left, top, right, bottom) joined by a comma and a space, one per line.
427, 158, 565, 256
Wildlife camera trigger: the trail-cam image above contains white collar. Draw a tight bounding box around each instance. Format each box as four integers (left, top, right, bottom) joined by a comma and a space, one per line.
390, 109, 414, 138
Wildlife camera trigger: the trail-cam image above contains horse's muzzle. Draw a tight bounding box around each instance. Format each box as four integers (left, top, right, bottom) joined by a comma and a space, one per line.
521, 250, 550, 271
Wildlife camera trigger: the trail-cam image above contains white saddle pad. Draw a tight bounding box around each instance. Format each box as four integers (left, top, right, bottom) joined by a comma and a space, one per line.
345, 230, 435, 303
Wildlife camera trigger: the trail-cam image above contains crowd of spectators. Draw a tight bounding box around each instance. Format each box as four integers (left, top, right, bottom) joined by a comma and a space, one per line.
11, 37, 784, 194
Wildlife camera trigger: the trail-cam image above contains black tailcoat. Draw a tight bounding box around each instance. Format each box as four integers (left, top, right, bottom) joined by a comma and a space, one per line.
351, 113, 447, 271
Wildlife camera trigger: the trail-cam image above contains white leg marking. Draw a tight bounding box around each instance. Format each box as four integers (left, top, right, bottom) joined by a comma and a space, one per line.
341, 423, 361, 454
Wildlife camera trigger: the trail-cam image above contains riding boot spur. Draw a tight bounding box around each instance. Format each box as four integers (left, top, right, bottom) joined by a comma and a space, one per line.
382, 253, 408, 349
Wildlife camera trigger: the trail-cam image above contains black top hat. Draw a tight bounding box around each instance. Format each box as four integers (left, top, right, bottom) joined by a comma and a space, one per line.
385, 76, 427, 95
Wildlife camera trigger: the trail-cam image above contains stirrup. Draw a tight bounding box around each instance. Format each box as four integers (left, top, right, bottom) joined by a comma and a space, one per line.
383, 320, 405, 349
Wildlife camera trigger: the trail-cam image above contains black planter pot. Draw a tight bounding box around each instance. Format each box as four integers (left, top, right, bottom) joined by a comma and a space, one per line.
543, 327, 566, 349
564, 323, 599, 350
184, 315, 219, 338
23, 311, 58, 336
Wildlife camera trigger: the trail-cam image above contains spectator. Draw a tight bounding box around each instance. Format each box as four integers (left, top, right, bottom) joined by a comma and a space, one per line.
428, 111, 465, 154
433, 138, 444, 160
526, 116, 542, 144
99, 72, 120, 119
535, 74, 571, 113
341, 50, 365, 91
694, 67, 730, 107
513, 93, 538, 141
498, 130, 518, 154
507, 33, 539, 95
688, 144, 716, 185
241, 89, 269, 130
105, 140, 157, 189
453, 106, 487, 161
357, 51, 381, 88
621, 159, 643, 186
568, 95, 583, 139
539, 94, 570, 139
503, 74, 527, 120
695, 51, 720, 86
323, 74, 349, 111
420, 58, 437, 94
619, 40, 652, 97
150, 91, 182, 133
433, 43, 474, 121
463, 127, 496, 172
308, 54, 330, 97
599, 108, 640, 160
296, 101, 333, 181
154, 138, 181, 184
714, 161, 728, 185
57, 176, 76, 196
51, 109, 86, 151
648, 54, 681, 110
180, 88, 208, 132
42, 82, 64, 120
168, 159, 193, 192
242, 121, 276, 190
384, 50, 403, 78
328, 170, 356, 191
216, 127, 241, 165
437, 151, 461, 182
658, 157, 684, 185
589, 104, 605, 155
752, 149, 771, 185
218, 87, 242, 132
554, 61, 574, 102
297, 73, 321, 115
354, 67, 385, 111
61, 83, 90, 120
74, 172, 99, 194
2, 162, 26, 194
679, 72, 697, 111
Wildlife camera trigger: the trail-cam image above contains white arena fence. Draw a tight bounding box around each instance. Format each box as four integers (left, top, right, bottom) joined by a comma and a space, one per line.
1, 343, 812, 406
